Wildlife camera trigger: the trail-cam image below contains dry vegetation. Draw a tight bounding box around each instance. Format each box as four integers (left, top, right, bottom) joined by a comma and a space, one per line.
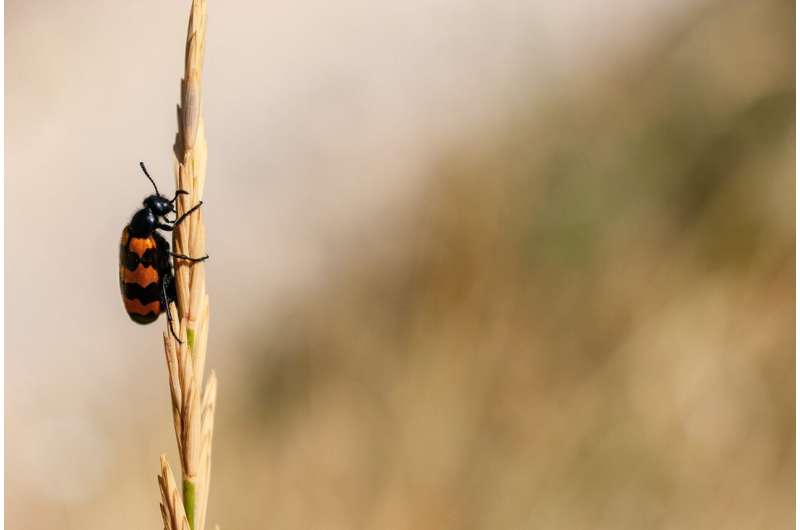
159, 1, 216, 529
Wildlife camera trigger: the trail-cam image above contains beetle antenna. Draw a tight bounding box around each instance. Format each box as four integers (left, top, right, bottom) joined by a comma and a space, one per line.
139, 162, 161, 196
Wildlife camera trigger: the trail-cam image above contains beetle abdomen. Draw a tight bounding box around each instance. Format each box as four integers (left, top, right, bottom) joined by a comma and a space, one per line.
119, 228, 163, 324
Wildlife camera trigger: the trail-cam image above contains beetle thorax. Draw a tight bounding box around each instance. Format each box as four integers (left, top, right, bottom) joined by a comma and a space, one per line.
129, 207, 157, 237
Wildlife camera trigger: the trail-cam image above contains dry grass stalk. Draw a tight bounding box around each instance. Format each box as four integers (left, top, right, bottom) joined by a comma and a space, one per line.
158, 1, 216, 529
158, 456, 191, 530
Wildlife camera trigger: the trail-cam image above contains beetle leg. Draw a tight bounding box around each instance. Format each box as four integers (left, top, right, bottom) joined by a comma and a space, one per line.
171, 252, 209, 262
160, 212, 177, 224
163, 190, 190, 222
173, 201, 203, 226
159, 201, 203, 231
170, 190, 190, 203
162, 275, 182, 344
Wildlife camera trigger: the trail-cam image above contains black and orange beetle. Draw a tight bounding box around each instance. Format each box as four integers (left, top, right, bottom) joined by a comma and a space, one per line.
119, 162, 208, 342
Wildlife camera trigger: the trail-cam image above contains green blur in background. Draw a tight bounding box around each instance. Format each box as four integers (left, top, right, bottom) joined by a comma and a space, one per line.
237, 2, 794, 528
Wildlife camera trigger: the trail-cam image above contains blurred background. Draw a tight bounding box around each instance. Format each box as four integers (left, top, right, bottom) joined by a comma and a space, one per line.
5, 0, 794, 529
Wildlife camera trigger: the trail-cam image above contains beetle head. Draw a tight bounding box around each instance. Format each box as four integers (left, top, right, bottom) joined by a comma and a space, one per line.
144, 194, 174, 216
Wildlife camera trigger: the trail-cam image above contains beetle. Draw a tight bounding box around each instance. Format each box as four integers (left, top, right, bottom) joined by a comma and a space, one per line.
119, 162, 208, 342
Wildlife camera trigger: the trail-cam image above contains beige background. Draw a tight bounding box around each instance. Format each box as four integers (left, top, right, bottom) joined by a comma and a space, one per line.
6, 1, 793, 529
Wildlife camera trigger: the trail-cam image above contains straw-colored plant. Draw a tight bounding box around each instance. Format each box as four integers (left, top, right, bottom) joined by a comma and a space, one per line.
157, 1, 216, 529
